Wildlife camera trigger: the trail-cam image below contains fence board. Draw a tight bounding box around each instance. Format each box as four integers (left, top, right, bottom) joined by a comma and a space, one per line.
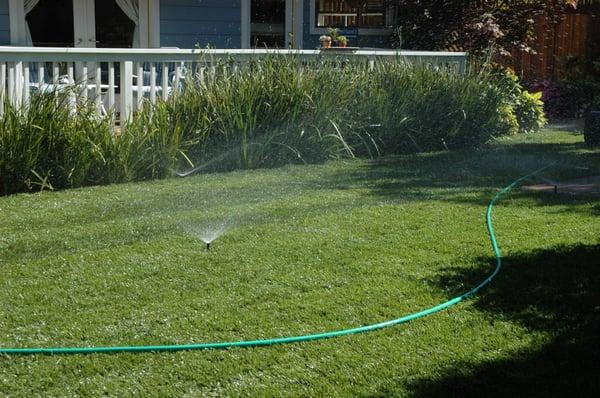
507, 11, 597, 81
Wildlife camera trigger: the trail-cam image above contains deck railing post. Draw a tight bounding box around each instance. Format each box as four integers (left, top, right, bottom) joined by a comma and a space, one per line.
119, 60, 133, 122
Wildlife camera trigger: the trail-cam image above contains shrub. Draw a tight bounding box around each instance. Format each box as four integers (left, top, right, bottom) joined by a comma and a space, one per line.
361, 63, 508, 151
0, 89, 112, 195
487, 63, 547, 133
494, 104, 520, 136
0, 57, 528, 196
515, 90, 547, 134
166, 57, 365, 171
0, 88, 194, 196
530, 78, 600, 119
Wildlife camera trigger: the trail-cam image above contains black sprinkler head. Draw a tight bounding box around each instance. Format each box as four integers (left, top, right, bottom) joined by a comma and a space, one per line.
206, 242, 210, 251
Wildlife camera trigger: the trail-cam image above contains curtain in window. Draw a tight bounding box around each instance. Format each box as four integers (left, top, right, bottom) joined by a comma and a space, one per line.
115, 0, 140, 47
24, 0, 41, 45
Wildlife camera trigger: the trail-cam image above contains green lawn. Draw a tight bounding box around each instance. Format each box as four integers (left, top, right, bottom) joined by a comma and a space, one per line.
1, 130, 598, 396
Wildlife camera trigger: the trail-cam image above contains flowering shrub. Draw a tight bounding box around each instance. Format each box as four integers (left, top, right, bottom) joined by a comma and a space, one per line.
529, 79, 600, 119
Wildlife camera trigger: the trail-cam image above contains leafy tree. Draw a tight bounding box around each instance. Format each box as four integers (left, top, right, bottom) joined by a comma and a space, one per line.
390, 0, 580, 55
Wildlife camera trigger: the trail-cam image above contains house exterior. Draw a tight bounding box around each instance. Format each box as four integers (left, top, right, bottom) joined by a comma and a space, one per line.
0, 0, 395, 50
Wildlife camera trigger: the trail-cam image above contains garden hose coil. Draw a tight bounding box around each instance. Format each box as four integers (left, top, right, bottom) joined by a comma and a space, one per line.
0, 165, 553, 355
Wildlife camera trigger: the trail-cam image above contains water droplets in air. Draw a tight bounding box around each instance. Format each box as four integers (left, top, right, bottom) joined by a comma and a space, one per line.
184, 218, 232, 251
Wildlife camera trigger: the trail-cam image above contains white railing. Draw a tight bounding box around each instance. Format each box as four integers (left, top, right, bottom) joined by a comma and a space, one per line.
0, 47, 467, 121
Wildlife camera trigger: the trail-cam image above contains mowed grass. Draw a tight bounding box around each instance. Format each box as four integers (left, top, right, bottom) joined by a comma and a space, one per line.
0, 130, 598, 396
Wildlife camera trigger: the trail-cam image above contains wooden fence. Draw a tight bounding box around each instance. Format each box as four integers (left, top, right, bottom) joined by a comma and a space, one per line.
507, 6, 600, 81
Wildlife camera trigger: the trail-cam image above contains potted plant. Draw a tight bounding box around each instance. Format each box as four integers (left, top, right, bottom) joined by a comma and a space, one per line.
327, 27, 340, 42
336, 35, 348, 48
319, 35, 332, 48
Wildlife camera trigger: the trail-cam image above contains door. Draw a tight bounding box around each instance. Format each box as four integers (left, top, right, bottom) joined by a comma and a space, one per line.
27, 0, 137, 48
251, 0, 295, 48
26, 0, 74, 47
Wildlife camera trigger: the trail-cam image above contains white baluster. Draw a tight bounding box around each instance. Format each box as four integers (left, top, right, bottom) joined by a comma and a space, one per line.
38, 63, 45, 87
136, 62, 143, 109
23, 63, 30, 107
108, 62, 115, 111
67, 63, 75, 115
0, 63, 5, 116
150, 62, 156, 104
174, 63, 181, 95
95, 64, 102, 113
162, 63, 169, 100
81, 63, 88, 100
52, 62, 59, 84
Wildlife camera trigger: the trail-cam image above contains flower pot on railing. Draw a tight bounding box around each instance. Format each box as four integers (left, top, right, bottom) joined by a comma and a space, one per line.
319, 35, 332, 49
336, 36, 348, 48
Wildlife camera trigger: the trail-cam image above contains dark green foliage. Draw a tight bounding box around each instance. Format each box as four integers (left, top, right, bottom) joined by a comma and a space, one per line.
487, 64, 547, 134
0, 89, 113, 195
0, 89, 194, 196
584, 111, 600, 146
171, 58, 512, 167
534, 78, 600, 119
0, 58, 534, 196
390, 0, 576, 55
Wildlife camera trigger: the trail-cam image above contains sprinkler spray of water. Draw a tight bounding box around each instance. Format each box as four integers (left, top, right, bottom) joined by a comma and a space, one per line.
174, 143, 264, 178
184, 219, 232, 252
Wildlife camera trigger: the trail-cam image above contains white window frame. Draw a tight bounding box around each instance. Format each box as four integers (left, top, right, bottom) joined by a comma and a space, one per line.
309, 0, 393, 36
241, 0, 304, 49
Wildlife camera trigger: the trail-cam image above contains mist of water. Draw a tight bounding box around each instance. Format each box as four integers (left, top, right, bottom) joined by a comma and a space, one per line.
173, 142, 266, 178
183, 218, 233, 251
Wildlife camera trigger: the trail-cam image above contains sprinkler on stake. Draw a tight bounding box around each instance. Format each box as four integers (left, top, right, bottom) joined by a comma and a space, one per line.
206, 242, 210, 251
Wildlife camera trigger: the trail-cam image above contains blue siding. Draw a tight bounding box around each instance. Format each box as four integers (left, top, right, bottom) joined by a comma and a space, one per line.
160, 0, 241, 49
0, 0, 9, 45
0, 0, 391, 49
301, 1, 391, 49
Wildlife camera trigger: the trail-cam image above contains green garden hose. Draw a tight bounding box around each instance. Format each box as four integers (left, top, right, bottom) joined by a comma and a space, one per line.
0, 166, 552, 355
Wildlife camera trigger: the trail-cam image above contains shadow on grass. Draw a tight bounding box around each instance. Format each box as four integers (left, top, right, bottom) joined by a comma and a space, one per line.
326, 137, 600, 213
404, 243, 600, 398
6, 135, 598, 264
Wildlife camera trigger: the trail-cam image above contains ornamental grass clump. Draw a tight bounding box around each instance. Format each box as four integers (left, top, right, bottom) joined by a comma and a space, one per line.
0, 87, 195, 196
0, 88, 112, 196
167, 56, 370, 172
0, 56, 541, 196
358, 62, 508, 152
166, 57, 511, 171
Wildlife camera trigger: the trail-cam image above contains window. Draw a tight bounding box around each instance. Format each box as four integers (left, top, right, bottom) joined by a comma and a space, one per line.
251, 0, 286, 48
95, 0, 135, 48
27, 0, 74, 47
315, 0, 389, 29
